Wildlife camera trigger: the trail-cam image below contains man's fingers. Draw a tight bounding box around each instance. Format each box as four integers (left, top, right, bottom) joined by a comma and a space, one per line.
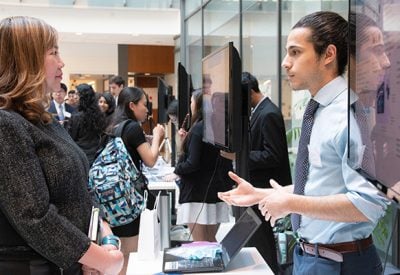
270, 179, 282, 189
270, 216, 277, 227
228, 171, 239, 181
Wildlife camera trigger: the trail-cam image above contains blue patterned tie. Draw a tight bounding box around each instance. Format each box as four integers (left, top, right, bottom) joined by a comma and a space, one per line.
291, 99, 319, 232
58, 104, 65, 121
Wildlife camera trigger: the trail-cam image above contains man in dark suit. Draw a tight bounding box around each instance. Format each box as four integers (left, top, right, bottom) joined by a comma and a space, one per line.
243, 72, 292, 274
48, 83, 76, 124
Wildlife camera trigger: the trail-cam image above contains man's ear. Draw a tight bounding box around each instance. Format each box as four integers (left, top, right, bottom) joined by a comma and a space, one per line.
324, 44, 337, 66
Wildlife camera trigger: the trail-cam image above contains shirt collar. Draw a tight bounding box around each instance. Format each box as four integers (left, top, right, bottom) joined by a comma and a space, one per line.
312, 76, 347, 107
252, 95, 268, 114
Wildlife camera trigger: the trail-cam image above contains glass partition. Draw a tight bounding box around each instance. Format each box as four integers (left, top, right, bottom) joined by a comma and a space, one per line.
185, 11, 203, 89
242, 1, 278, 106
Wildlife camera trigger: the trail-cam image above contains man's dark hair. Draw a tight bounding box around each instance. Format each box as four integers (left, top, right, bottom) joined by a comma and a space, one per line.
293, 11, 348, 76
68, 90, 76, 95
241, 72, 260, 93
109, 75, 125, 87
60, 83, 67, 93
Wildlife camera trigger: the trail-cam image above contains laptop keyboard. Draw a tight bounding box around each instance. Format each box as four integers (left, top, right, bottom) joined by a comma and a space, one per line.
165, 256, 224, 271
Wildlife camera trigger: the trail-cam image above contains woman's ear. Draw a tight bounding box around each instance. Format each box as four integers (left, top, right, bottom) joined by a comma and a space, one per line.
129, 101, 136, 113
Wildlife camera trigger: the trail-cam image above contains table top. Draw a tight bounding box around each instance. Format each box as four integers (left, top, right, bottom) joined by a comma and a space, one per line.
143, 160, 176, 190
126, 247, 274, 275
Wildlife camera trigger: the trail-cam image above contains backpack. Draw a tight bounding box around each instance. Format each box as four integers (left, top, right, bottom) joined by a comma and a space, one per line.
88, 120, 148, 227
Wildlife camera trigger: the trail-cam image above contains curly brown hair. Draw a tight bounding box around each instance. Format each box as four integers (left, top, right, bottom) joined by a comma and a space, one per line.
0, 16, 58, 124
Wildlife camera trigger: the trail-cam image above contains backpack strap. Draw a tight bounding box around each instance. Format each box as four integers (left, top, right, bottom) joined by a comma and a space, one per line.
114, 119, 132, 138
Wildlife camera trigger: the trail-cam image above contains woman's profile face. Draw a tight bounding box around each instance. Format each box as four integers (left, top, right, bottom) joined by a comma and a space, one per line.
169, 114, 178, 127
130, 94, 148, 123
45, 45, 64, 94
98, 96, 109, 113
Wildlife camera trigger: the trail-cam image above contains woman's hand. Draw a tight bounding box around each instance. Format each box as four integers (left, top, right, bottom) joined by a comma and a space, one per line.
220, 150, 235, 161
178, 128, 187, 139
152, 124, 165, 141
163, 173, 179, 182
102, 249, 124, 275
82, 265, 100, 275
79, 243, 124, 275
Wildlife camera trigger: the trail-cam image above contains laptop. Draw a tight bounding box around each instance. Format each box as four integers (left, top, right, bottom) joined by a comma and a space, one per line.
162, 207, 262, 273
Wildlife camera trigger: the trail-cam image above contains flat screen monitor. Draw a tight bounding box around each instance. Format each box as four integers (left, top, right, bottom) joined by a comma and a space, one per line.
157, 78, 173, 124
202, 42, 242, 152
347, 2, 400, 201
178, 63, 192, 130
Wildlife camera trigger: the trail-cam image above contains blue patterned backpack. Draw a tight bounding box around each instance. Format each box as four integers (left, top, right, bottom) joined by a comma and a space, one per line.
88, 120, 147, 227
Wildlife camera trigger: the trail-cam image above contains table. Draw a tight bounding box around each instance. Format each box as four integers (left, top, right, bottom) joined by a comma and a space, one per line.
143, 159, 177, 250
126, 247, 273, 275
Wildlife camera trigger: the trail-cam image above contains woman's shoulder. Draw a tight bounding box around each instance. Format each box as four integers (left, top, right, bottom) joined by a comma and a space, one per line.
122, 119, 144, 139
191, 120, 203, 135
125, 119, 141, 128
0, 110, 30, 130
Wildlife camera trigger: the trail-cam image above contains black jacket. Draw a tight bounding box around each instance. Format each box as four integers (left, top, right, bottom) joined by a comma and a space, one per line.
174, 121, 233, 203
249, 97, 292, 187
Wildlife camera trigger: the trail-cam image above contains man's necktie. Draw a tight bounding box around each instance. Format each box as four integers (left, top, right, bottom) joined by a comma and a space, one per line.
291, 99, 319, 232
58, 104, 65, 121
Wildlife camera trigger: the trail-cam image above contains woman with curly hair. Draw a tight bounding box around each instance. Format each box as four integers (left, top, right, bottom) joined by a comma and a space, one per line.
0, 16, 123, 274
67, 83, 107, 166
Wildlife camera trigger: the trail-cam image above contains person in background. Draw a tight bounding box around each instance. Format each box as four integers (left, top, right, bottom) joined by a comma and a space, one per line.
349, 12, 392, 185
243, 71, 292, 273
67, 83, 107, 166
0, 16, 123, 275
219, 11, 388, 274
109, 75, 125, 103
167, 99, 178, 129
97, 91, 116, 128
108, 86, 165, 275
48, 82, 76, 124
169, 90, 234, 242
66, 89, 79, 109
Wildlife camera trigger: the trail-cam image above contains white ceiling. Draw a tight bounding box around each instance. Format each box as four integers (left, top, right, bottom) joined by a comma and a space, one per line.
0, 2, 181, 45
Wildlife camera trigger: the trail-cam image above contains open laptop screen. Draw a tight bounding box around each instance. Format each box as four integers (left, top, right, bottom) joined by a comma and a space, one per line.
221, 207, 262, 261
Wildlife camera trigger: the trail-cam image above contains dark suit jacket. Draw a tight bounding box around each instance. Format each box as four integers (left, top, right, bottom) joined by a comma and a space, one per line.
249, 97, 292, 187
48, 100, 76, 121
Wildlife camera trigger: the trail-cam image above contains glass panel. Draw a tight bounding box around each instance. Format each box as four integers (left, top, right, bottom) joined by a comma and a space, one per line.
185, 11, 202, 89
203, 0, 240, 57
86, 0, 125, 7
126, 0, 180, 8
242, 1, 278, 106
281, 0, 348, 168
15, 0, 180, 8
185, 0, 202, 16
348, 0, 400, 268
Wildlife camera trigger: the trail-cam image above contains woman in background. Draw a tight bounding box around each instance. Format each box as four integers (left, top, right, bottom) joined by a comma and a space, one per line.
171, 90, 233, 242
68, 83, 106, 166
109, 86, 164, 275
98, 91, 116, 128
0, 16, 122, 275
